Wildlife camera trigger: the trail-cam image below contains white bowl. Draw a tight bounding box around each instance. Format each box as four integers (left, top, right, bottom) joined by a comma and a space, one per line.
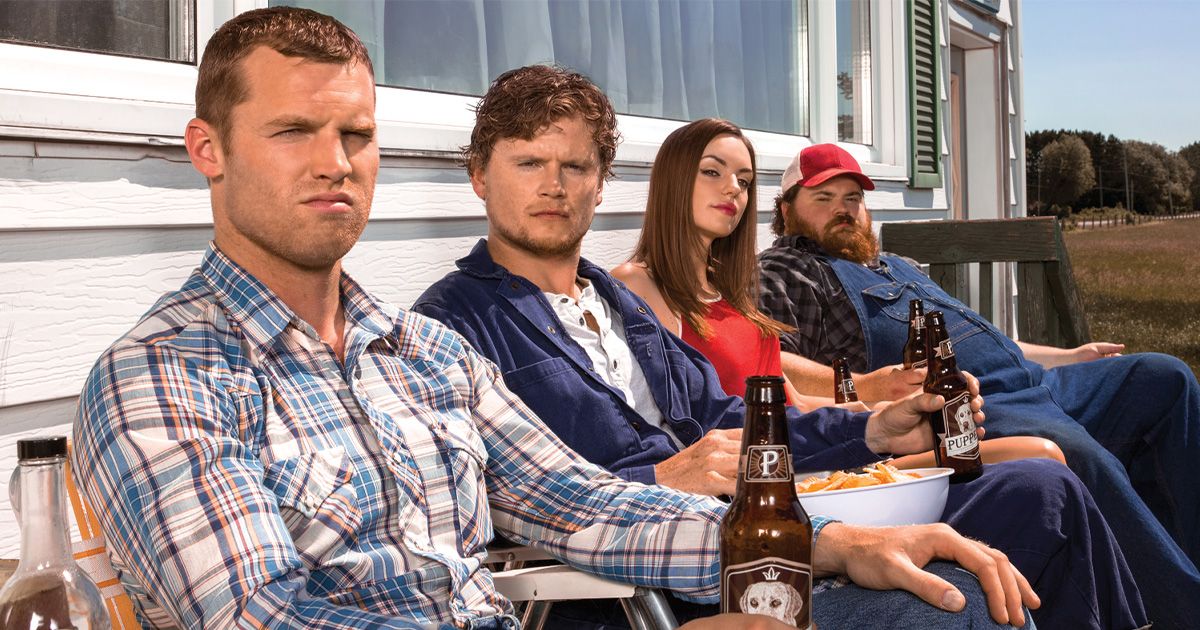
795, 467, 953, 526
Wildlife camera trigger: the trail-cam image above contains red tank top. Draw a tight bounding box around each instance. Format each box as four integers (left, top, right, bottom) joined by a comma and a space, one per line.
681, 299, 787, 401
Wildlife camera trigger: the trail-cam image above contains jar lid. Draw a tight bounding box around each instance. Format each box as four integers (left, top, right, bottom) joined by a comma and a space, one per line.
17, 436, 68, 461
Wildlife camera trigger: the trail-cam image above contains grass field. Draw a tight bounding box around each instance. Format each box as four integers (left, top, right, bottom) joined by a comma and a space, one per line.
1064, 219, 1200, 376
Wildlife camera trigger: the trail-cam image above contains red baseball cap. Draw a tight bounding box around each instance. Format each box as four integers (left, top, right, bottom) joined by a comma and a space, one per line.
780, 144, 875, 192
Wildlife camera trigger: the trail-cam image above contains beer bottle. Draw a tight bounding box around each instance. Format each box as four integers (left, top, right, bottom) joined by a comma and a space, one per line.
922, 312, 983, 483
832, 357, 859, 404
720, 376, 813, 628
903, 299, 928, 369
0, 436, 109, 629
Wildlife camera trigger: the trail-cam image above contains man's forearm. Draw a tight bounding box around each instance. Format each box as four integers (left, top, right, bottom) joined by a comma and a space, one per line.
1014, 340, 1065, 366
781, 351, 835, 397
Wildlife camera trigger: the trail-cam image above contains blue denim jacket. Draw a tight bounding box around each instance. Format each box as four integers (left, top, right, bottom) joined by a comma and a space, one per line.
413, 240, 878, 484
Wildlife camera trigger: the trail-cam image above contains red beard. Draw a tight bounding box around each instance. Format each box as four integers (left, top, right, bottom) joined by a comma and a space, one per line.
799, 214, 880, 264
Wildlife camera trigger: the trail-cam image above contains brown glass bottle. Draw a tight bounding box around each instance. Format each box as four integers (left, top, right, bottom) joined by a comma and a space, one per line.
903, 299, 928, 369
922, 312, 983, 483
832, 357, 859, 403
720, 376, 813, 628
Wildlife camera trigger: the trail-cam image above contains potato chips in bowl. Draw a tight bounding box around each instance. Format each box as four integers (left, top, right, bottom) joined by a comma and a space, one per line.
794, 463, 953, 526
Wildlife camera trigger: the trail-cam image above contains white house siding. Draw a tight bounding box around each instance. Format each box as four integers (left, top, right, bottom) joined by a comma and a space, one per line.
0, 0, 974, 556
0, 134, 945, 555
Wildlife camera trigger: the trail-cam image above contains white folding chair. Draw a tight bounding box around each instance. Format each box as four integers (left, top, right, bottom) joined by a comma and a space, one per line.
486, 543, 678, 630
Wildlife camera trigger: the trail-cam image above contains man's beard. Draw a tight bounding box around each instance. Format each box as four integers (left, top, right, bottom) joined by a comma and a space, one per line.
492, 219, 588, 259
799, 213, 879, 264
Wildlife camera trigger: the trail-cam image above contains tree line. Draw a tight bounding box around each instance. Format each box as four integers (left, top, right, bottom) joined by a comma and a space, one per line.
1026, 130, 1200, 216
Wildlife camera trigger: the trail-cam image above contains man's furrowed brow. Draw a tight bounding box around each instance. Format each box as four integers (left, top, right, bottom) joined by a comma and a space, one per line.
264, 115, 316, 130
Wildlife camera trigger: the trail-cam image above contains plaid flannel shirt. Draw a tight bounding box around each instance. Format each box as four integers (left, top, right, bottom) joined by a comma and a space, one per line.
758, 234, 872, 369
73, 245, 835, 629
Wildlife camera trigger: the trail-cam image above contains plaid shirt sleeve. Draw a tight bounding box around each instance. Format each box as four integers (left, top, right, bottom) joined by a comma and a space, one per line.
459, 346, 836, 603
758, 244, 869, 367
73, 341, 453, 630
758, 245, 833, 359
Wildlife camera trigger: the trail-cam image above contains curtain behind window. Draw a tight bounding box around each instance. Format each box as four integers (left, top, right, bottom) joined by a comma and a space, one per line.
0, 0, 191, 62
274, 0, 806, 136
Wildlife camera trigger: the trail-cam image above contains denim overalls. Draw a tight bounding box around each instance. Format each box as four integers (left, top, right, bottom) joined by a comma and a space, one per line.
825, 252, 1200, 627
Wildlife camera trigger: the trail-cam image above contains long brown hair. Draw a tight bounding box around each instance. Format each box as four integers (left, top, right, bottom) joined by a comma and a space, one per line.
631, 118, 792, 339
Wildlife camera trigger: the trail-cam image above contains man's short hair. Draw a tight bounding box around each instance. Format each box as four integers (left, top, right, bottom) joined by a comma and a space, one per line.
464, 64, 620, 180
772, 183, 801, 236
196, 6, 373, 143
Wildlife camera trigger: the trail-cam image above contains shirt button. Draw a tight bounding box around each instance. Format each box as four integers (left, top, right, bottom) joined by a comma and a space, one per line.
546, 325, 556, 334
637, 307, 648, 314
510, 281, 520, 289
631, 420, 642, 430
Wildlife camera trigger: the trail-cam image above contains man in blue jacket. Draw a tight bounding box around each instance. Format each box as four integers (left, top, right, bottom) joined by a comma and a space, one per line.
414, 64, 1144, 629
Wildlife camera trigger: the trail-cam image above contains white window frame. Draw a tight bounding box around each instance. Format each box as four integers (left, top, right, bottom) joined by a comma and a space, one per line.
0, 0, 911, 181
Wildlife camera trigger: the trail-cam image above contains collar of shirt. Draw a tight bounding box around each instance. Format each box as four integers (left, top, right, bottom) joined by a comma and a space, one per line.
199, 242, 402, 355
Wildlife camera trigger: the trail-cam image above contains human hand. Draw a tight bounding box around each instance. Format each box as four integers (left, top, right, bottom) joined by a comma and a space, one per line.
653, 428, 742, 496
864, 372, 985, 455
1071, 342, 1125, 364
679, 613, 800, 630
815, 522, 1039, 627
856, 364, 926, 402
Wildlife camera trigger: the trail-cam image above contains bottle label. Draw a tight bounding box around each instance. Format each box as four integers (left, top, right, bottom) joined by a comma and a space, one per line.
935, 338, 955, 360
911, 315, 925, 331
722, 557, 813, 628
937, 392, 980, 458
837, 378, 857, 399
909, 358, 928, 369
742, 445, 792, 482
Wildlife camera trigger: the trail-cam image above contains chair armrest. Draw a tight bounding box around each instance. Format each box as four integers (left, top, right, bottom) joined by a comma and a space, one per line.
491, 564, 639, 602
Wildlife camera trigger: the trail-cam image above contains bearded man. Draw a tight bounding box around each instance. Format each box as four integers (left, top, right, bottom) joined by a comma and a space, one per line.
757, 142, 1200, 630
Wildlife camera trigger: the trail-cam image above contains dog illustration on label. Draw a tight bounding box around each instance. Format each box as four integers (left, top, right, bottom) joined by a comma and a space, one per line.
738, 567, 804, 624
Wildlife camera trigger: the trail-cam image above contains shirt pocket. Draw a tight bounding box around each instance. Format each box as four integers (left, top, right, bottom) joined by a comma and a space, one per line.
502, 357, 576, 391
861, 281, 911, 323
262, 447, 363, 568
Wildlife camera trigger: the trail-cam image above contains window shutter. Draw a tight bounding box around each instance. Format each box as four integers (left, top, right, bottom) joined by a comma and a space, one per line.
908, 0, 942, 188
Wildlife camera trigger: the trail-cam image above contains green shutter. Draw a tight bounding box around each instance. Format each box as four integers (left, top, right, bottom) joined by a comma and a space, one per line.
908, 0, 942, 188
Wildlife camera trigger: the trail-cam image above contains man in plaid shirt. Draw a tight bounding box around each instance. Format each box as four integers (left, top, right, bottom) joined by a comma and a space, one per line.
72, 7, 1039, 629
758, 143, 1200, 628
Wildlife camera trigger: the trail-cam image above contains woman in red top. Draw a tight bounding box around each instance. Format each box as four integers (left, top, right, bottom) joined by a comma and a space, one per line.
611, 119, 803, 402
613, 118, 1066, 467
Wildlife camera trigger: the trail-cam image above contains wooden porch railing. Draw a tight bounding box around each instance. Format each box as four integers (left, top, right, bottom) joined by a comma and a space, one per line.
880, 216, 1091, 348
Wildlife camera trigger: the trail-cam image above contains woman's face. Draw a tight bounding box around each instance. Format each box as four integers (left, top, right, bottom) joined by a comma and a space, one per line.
690, 133, 754, 246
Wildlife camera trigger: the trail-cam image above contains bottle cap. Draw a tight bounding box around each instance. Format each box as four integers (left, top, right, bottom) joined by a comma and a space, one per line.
743, 375, 787, 404
17, 436, 68, 462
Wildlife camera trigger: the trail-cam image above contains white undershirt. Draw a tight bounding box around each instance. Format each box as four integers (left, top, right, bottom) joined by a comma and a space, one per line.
544, 280, 685, 449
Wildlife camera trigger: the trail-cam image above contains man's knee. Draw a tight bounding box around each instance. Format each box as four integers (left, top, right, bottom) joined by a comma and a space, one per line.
1133, 352, 1198, 393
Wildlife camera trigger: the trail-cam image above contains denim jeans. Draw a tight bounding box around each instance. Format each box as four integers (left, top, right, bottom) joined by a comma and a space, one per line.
814, 562, 1035, 629
547, 562, 1035, 630
827, 253, 1200, 629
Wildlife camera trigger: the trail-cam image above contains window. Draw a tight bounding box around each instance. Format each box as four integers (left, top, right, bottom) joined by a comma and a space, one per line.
273, 0, 809, 137
0, 0, 194, 63
836, 0, 872, 145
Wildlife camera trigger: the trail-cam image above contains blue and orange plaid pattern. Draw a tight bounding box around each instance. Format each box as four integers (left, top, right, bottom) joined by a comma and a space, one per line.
71, 244, 788, 628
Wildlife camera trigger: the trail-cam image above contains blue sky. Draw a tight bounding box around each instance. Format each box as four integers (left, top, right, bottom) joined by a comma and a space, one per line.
1021, 0, 1200, 150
